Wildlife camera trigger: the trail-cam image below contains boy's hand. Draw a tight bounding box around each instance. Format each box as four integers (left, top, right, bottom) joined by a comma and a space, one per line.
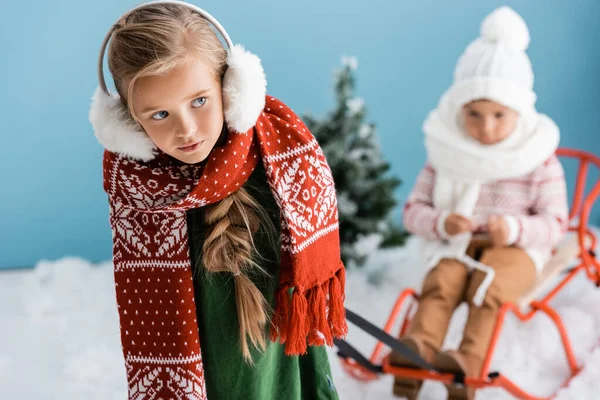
444, 214, 474, 236
488, 215, 510, 246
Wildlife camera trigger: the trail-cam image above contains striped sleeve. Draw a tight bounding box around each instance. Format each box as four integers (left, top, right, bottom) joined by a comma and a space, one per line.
514, 155, 569, 249
403, 164, 444, 240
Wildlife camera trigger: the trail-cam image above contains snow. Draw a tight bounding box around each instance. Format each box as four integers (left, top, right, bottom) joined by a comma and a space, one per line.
0, 258, 126, 400
341, 55, 359, 71
1, 235, 599, 399
358, 124, 372, 139
337, 192, 359, 216
346, 97, 365, 115
348, 148, 374, 161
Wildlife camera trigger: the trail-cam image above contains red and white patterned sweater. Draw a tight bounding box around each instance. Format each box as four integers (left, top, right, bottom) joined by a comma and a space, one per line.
403, 155, 570, 270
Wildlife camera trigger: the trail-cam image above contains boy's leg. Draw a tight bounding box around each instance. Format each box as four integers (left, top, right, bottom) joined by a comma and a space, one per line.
391, 258, 469, 399
437, 246, 536, 400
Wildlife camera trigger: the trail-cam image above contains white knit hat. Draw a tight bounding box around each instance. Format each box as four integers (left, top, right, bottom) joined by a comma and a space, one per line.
446, 6, 536, 115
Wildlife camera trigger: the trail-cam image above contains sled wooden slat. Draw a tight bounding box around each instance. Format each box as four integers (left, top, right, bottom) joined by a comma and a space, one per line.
518, 234, 585, 309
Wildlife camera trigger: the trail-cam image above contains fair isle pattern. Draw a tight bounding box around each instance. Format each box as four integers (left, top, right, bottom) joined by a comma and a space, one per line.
263, 139, 339, 254
103, 96, 346, 399
127, 359, 206, 400
110, 203, 190, 266
404, 155, 569, 262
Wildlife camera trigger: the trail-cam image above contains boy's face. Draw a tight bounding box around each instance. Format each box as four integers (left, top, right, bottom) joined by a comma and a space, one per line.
131, 57, 224, 164
461, 100, 519, 145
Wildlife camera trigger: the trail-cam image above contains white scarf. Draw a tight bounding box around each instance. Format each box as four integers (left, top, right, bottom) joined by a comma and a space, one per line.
421, 91, 560, 305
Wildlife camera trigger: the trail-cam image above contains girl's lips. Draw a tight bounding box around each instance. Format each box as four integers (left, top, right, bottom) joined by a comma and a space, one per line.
179, 141, 203, 152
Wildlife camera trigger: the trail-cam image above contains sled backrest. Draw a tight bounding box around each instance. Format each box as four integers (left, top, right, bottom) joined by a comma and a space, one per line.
517, 148, 600, 309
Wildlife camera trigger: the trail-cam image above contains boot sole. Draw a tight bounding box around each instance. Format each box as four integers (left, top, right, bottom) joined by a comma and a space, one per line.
434, 352, 474, 400
390, 339, 424, 400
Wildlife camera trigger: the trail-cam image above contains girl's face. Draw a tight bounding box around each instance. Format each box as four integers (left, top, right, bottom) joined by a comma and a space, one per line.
461, 100, 519, 145
132, 57, 224, 164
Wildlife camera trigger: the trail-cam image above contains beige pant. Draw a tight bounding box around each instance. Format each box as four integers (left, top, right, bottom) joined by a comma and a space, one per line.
407, 241, 537, 374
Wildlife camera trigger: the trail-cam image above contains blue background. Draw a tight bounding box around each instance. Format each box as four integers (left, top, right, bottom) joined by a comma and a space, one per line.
1, 0, 598, 268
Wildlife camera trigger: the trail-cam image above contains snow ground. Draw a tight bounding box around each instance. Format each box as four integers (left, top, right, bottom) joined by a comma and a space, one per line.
1, 234, 599, 399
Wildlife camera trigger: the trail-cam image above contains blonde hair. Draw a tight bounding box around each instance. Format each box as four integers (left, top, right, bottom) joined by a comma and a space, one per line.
107, 3, 270, 362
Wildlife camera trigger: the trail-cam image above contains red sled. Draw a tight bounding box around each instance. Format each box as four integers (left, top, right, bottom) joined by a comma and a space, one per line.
336, 148, 600, 400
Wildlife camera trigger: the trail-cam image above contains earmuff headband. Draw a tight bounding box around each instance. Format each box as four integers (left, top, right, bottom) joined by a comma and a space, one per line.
97, 0, 234, 95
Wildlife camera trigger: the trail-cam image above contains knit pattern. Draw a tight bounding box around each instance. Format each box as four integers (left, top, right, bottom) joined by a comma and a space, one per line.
404, 155, 569, 261
104, 96, 347, 399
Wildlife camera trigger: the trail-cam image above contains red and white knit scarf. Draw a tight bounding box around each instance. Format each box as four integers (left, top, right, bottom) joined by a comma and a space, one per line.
103, 96, 347, 399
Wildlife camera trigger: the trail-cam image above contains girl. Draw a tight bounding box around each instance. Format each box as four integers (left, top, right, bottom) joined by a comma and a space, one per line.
390, 7, 568, 400
89, 2, 347, 399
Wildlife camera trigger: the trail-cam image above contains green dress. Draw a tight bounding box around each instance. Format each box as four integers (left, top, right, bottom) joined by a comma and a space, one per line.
186, 163, 339, 400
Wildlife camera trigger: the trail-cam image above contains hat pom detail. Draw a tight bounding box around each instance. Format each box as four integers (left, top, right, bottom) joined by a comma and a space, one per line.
481, 6, 530, 51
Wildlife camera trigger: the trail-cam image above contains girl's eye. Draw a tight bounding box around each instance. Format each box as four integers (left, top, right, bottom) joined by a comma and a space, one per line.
151, 111, 169, 120
468, 111, 479, 118
495, 112, 504, 119
192, 97, 207, 108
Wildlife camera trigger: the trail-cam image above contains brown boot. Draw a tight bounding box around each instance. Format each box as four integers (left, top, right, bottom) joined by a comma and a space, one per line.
434, 350, 483, 400
389, 337, 436, 400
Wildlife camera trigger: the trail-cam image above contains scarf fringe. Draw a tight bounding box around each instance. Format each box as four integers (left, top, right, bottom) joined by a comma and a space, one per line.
328, 267, 347, 338
270, 266, 348, 355
270, 288, 291, 344
307, 284, 332, 347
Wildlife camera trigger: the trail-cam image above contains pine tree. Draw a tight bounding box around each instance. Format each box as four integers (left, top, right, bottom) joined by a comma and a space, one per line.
303, 56, 407, 267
